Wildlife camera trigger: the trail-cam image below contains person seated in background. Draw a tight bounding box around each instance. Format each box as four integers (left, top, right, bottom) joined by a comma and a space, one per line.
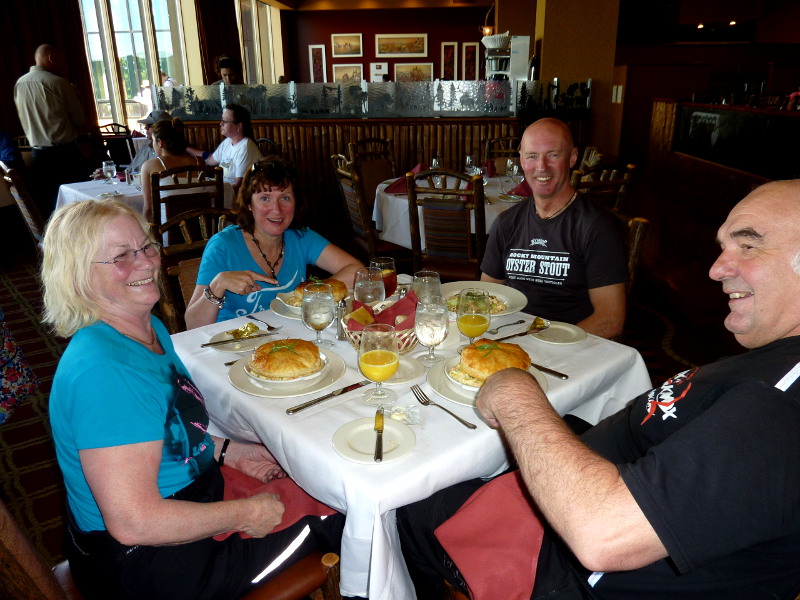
139, 117, 207, 222
188, 104, 262, 192
213, 54, 243, 85
399, 179, 800, 600
90, 110, 167, 181
160, 70, 178, 87
185, 158, 363, 328
480, 118, 628, 339
41, 199, 344, 600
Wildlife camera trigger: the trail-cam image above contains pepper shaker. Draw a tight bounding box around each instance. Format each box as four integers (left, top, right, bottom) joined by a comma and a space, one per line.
336, 298, 347, 341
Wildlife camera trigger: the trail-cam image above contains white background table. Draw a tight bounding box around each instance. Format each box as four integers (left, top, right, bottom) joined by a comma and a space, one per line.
172, 305, 651, 600
373, 175, 525, 249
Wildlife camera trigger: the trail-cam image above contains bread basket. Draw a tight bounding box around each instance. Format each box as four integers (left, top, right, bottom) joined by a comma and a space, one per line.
342, 299, 418, 354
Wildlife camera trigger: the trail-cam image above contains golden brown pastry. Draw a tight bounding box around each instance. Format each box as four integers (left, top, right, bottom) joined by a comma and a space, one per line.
449, 338, 530, 387
248, 338, 324, 380
294, 278, 348, 302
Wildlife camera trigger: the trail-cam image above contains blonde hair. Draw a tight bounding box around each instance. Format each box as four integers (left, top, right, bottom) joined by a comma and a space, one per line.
41, 200, 154, 338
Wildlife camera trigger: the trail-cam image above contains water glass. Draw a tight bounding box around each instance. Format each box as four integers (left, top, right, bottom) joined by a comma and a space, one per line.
457, 288, 491, 344
354, 267, 386, 304
464, 154, 476, 174
411, 271, 442, 299
301, 283, 336, 347
102, 160, 117, 185
370, 257, 397, 297
414, 295, 449, 367
358, 323, 399, 405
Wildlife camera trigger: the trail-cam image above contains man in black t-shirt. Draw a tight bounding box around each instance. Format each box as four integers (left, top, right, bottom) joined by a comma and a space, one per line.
480, 118, 628, 339
400, 180, 800, 600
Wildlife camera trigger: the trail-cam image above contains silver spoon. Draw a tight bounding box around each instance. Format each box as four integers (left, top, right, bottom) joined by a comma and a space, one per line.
487, 319, 525, 335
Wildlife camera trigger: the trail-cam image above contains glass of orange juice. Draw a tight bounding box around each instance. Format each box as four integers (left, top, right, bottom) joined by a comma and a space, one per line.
358, 323, 400, 405
457, 288, 490, 344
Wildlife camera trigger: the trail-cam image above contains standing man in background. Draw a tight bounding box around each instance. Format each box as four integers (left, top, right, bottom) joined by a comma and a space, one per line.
14, 44, 87, 220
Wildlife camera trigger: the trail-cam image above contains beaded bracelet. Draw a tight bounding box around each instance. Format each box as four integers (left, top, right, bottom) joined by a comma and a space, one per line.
218, 438, 231, 467
203, 287, 225, 308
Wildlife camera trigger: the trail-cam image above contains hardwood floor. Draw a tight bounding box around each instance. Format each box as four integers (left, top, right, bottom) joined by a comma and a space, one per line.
0, 171, 746, 565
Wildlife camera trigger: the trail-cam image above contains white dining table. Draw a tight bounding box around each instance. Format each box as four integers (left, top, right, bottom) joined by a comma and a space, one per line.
373, 175, 526, 250
56, 179, 235, 215
171, 301, 651, 599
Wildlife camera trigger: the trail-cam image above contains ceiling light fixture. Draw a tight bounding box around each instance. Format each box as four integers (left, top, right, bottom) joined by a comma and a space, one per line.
729, 20, 736, 26
697, 23, 704, 29
481, 1, 495, 37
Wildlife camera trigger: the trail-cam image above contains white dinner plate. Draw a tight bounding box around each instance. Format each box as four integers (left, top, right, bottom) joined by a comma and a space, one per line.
427, 359, 547, 407
441, 281, 528, 317
228, 349, 346, 398
275, 292, 301, 315
270, 298, 302, 320
531, 321, 587, 345
206, 329, 269, 353
332, 417, 415, 464
384, 356, 425, 386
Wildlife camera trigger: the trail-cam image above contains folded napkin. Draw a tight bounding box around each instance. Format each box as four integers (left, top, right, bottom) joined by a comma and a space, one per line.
509, 179, 532, 197
435, 470, 545, 600
213, 465, 337, 541
346, 290, 418, 332
132, 130, 145, 138
384, 163, 429, 194
482, 159, 496, 177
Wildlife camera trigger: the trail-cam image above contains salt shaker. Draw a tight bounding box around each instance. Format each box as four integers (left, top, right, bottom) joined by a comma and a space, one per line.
336, 298, 347, 341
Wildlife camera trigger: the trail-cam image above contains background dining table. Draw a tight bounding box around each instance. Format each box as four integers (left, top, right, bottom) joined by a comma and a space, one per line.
373, 174, 527, 250
171, 291, 652, 600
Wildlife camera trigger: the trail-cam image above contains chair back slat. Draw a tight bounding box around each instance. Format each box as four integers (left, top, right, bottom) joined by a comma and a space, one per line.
332, 154, 375, 256
1, 161, 45, 256
571, 164, 636, 211
256, 137, 283, 158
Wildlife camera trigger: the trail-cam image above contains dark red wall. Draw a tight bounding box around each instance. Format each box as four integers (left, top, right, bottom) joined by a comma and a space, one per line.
282, 8, 488, 83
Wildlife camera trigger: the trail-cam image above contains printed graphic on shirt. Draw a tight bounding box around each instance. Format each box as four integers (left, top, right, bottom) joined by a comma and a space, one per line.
505, 248, 572, 288
641, 368, 698, 424
164, 371, 214, 476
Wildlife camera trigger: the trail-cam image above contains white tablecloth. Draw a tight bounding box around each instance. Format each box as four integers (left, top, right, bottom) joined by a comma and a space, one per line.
373, 175, 524, 249
172, 307, 651, 599
56, 179, 235, 215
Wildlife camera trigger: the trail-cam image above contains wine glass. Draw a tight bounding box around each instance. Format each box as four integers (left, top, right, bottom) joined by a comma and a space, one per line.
370, 257, 397, 297
358, 323, 399, 405
457, 288, 491, 345
354, 267, 386, 304
510, 162, 524, 185
505, 158, 520, 182
301, 283, 336, 347
464, 154, 476, 174
431, 156, 442, 185
102, 160, 117, 185
411, 271, 442, 299
414, 295, 449, 367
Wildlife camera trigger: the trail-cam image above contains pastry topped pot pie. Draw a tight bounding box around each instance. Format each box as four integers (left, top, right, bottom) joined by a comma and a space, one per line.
292, 278, 348, 304
448, 338, 531, 388
247, 338, 325, 380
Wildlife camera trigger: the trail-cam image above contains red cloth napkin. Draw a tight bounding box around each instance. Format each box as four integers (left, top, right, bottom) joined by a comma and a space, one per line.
434, 471, 545, 600
383, 163, 429, 194
132, 130, 145, 138
482, 159, 496, 177
346, 290, 418, 332
213, 465, 337, 541
509, 179, 532, 197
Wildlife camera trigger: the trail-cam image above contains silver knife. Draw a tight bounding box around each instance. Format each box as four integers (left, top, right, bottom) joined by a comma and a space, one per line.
201, 333, 276, 348
286, 380, 370, 414
374, 407, 384, 463
530, 362, 569, 380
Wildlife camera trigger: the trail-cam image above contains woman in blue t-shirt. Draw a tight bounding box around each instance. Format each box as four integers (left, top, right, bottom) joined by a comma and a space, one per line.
185, 157, 363, 328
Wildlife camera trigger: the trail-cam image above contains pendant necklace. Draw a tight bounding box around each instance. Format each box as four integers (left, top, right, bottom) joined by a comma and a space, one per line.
251, 234, 285, 279
537, 192, 577, 220
119, 326, 156, 347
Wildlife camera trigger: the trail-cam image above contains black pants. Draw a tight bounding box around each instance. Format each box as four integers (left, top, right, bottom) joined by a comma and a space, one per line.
66, 463, 345, 600
31, 141, 86, 221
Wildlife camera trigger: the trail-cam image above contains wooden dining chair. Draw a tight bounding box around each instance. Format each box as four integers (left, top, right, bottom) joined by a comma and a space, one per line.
406, 168, 486, 282
483, 136, 520, 173
149, 165, 225, 231
347, 137, 397, 209
152, 206, 236, 333
98, 122, 135, 169
0, 161, 45, 257
571, 164, 636, 212
578, 146, 603, 172
256, 137, 284, 158
331, 154, 410, 266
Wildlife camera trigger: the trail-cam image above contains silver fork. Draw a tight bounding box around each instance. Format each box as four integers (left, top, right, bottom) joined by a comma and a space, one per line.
410, 385, 477, 429
247, 315, 282, 332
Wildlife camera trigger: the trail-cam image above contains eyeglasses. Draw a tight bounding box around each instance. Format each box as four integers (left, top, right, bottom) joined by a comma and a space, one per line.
93, 242, 161, 266
220, 119, 237, 125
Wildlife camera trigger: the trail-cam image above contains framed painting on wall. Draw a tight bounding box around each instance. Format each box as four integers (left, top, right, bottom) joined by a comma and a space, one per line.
308, 45, 327, 83
331, 34, 363, 58
333, 64, 363, 83
462, 42, 479, 81
375, 33, 428, 58
441, 42, 457, 80
394, 63, 434, 82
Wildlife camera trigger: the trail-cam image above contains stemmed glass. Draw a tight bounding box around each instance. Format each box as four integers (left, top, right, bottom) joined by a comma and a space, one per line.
464, 154, 476, 175
370, 257, 397, 298
414, 295, 449, 367
301, 283, 336, 347
102, 160, 117, 185
358, 323, 399, 405
431, 156, 442, 186
505, 158, 521, 183
411, 270, 442, 299
354, 267, 386, 304
457, 288, 491, 345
